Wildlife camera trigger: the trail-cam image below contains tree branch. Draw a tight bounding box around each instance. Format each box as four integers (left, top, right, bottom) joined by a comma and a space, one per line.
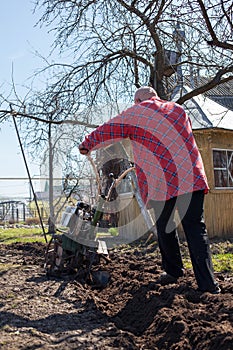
0, 109, 99, 128
197, 0, 233, 50
176, 67, 233, 104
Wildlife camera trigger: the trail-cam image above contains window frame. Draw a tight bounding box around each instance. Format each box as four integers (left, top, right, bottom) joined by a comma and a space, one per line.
212, 148, 233, 189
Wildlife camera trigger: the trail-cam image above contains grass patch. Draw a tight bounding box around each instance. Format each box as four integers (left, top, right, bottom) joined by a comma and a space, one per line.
183, 253, 233, 273
212, 253, 233, 272
0, 227, 46, 244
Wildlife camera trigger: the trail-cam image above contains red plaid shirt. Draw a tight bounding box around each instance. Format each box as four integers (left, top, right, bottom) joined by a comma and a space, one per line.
80, 97, 209, 204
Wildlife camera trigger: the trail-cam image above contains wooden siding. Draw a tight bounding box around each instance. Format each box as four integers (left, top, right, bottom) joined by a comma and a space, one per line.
193, 129, 233, 238
204, 191, 233, 238
118, 194, 155, 242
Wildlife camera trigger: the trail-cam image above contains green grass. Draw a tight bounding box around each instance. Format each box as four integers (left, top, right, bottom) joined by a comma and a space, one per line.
0, 227, 47, 244
183, 253, 233, 273
212, 253, 233, 272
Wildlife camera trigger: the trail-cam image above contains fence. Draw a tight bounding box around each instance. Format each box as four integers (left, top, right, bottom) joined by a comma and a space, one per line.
0, 200, 49, 223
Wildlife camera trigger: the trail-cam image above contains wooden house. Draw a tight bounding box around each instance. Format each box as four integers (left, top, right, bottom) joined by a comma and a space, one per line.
181, 86, 233, 239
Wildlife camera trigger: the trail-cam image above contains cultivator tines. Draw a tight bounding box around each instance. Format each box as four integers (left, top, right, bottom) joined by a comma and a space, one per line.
44, 199, 111, 287
44, 232, 110, 287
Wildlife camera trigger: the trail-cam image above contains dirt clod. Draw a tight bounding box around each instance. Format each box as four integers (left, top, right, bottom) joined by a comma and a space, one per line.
0, 240, 232, 349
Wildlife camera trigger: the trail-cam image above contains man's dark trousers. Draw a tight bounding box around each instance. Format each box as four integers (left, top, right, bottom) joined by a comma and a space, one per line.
151, 190, 218, 291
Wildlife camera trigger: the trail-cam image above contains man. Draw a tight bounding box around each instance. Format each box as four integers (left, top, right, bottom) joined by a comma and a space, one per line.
79, 86, 220, 294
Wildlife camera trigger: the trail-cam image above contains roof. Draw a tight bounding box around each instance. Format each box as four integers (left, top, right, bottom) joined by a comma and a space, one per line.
184, 77, 233, 111
173, 86, 233, 130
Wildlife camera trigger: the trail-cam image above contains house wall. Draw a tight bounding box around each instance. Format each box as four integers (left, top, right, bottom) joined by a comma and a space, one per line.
193, 129, 233, 239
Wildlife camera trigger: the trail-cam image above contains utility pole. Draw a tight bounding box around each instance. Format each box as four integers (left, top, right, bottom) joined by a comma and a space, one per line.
48, 113, 56, 234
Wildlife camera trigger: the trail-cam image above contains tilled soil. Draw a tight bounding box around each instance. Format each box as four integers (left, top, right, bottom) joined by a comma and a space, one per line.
0, 239, 233, 349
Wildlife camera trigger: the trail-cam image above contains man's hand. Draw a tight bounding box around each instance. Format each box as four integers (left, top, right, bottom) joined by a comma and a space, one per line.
79, 146, 90, 155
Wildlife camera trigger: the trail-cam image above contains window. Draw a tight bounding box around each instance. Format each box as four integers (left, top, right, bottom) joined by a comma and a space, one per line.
213, 149, 233, 188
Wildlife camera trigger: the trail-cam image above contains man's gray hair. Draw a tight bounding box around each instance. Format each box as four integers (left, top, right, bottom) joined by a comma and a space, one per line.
134, 86, 157, 103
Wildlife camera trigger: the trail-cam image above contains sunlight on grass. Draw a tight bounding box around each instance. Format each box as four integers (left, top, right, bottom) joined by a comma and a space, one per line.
183, 253, 233, 273
212, 253, 233, 272
0, 227, 46, 244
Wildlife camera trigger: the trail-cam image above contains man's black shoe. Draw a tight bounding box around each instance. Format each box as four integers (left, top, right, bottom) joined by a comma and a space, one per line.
198, 286, 221, 295
157, 272, 178, 285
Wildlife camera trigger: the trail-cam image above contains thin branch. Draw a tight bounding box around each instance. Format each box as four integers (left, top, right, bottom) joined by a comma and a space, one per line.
197, 0, 233, 50
0, 109, 99, 128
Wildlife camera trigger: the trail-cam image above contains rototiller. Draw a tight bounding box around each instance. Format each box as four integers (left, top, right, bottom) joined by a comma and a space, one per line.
44, 149, 135, 287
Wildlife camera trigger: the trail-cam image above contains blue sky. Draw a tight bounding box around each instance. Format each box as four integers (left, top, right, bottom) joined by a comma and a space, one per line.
0, 0, 54, 198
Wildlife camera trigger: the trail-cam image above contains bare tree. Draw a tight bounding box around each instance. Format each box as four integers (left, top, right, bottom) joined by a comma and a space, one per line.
31, 0, 233, 109
0, 0, 232, 232
2, 0, 232, 124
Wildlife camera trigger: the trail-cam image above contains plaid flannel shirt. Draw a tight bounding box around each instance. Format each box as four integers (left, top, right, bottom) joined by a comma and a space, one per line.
80, 97, 209, 204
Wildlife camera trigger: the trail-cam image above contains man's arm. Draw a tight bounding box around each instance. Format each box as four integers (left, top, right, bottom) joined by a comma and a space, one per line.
78, 119, 130, 155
